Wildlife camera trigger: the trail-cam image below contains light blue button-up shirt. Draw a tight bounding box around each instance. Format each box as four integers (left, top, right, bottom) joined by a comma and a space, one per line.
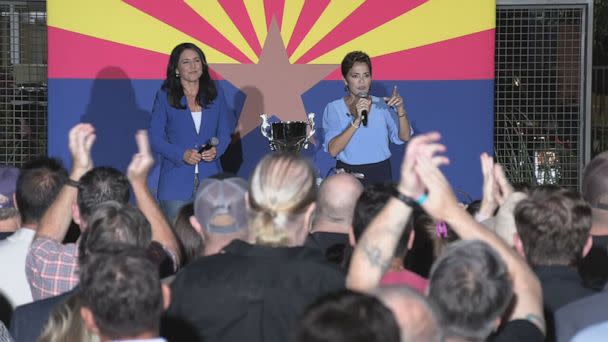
322, 96, 408, 165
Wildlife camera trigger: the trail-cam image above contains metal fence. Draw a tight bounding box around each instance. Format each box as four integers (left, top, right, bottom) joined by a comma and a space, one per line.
0, 1, 46, 167
591, 66, 608, 156
494, 5, 590, 189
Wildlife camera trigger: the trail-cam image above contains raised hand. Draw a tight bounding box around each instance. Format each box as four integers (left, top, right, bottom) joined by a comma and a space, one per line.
127, 130, 155, 184
383, 85, 405, 114
493, 162, 514, 206
397, 131, 449, 198
414, 154, 460, 221
477, 152, 499, 220
68, 123, 96, 176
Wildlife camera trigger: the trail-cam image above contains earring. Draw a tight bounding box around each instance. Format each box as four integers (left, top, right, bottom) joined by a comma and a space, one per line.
175, 72, 180, 78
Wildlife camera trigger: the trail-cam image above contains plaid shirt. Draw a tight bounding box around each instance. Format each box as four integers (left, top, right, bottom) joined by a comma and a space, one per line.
25, 237, 79, 301
25, 237, 178, 300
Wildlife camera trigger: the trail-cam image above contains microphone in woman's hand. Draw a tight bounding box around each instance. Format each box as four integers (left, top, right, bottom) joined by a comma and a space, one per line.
198, 137, 219, 153
357, 92, 368, 126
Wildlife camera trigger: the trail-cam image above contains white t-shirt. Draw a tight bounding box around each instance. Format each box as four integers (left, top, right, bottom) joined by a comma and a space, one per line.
192, 111, 202, 174
0, 228, 35, 307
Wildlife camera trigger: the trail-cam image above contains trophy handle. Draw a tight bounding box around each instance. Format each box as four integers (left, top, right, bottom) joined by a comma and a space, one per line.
260, 114, 272, 141
303, 112, 316, 149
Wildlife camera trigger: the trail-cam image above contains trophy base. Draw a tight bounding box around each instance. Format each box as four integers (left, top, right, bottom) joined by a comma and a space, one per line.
269, 137, 308, 153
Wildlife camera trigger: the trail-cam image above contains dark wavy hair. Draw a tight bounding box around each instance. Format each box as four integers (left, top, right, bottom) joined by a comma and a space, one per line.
161, 42, 217, 109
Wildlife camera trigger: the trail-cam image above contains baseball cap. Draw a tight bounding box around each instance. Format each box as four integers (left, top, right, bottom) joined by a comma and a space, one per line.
193, 176, 248, 234
0, 165, 19, 209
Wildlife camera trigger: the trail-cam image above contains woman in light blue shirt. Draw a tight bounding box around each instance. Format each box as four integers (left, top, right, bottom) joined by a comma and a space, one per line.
322, 51, 411, 186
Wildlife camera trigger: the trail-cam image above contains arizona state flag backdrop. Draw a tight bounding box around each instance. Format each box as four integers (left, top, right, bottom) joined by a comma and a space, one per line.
48, 0, 495, 199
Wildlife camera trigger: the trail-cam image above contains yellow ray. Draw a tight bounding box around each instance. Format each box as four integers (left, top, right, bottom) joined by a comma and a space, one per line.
281, 0, 304, 47
289, 0, 364, 63
311, 0, 496, 63
186, 0, 259, 63
244, 0, 268, 49
48, 0, 237, 63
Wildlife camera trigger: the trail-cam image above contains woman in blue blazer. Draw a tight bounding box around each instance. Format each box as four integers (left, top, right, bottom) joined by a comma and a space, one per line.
150, 43, 232, 222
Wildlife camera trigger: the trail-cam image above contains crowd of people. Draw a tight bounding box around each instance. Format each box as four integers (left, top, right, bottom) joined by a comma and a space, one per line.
0, 43, 606, 341
0, 122, 607, 341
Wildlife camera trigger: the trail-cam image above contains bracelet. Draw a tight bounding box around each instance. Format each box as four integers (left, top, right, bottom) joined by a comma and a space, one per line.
65, 179, 80, 188
398, 112, 407, 118
392, 189, 428, 207
350, 120, 360, 128
415, 193, 428, 205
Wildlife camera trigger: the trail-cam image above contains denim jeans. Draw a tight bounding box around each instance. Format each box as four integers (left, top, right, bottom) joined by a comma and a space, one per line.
160, 199, 191, 225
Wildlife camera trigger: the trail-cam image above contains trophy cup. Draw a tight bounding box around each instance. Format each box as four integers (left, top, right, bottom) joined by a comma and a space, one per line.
260, 113, 315, 152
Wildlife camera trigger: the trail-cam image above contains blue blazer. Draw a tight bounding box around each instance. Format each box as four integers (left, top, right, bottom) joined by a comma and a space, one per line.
150, 87, 233, 200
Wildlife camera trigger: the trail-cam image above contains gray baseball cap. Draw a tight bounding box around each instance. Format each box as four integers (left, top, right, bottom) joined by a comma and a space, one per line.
193, 177, 248, 234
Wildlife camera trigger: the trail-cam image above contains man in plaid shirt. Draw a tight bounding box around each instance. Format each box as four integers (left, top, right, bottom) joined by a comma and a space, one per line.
26, 124, 179, 300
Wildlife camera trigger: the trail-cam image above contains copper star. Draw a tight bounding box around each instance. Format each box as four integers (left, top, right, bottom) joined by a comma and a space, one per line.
211, 20, 338, 137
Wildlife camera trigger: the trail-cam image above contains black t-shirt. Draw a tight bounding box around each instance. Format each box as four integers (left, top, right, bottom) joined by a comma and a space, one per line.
490, 319, 545, 342
578, 234, 608, 290
163, 240, 345, 342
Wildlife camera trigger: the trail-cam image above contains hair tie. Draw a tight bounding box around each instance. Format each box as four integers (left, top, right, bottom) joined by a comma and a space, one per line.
436, 221, 448, 238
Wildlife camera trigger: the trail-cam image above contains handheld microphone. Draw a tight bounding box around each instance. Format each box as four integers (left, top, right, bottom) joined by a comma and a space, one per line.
358, 92, 368, 127
198, 137, 219, 153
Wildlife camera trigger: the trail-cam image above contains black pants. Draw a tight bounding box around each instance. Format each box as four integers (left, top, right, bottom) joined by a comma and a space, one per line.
336, 159, 392, 187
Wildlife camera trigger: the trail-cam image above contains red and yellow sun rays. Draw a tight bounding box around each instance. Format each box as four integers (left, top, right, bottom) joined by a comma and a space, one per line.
48, 0, 495, 80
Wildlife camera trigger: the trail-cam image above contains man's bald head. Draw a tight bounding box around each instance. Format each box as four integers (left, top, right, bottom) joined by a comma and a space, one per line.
314, 173, 364, 229
375, 286, 443, 342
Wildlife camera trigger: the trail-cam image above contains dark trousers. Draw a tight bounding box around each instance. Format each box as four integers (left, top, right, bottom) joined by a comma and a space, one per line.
336, 158, 392, 187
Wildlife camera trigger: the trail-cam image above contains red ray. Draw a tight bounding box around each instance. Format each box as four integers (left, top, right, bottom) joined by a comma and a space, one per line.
264, 0, 284, 29
123, 0, 252, 63
286, 0, 330, 56
324, 29, 495, 81
296, 0, 428, 64
218, 0, 262, 56
48, 26, 168, 79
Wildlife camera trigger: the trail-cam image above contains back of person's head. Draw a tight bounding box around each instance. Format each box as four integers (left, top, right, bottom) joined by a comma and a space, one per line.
172, 202, 203, 265
80, 247, 164, 340
38, 293, 100, 342
78, 201, 152, 267
314, 173, 363, 228
192, 175, 249, 254
353, 183, 413, 258
248, 152, 317, 246
374, 286, 443, 342
514, 185, 592, 266
77, 166, 130, 223
15, 157, 67, 225
582, 152, 608, 209
428, 240, 513, 341
295, 290, 400, 342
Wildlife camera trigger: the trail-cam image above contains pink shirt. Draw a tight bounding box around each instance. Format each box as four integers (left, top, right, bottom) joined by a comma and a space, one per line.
380, 269, 428, 294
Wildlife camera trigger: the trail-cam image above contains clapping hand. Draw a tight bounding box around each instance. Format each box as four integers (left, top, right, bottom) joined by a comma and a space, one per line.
397, 132, 449, 198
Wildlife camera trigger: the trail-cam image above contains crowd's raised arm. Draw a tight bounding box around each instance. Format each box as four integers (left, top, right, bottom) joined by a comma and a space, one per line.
4, 114, 608, 342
